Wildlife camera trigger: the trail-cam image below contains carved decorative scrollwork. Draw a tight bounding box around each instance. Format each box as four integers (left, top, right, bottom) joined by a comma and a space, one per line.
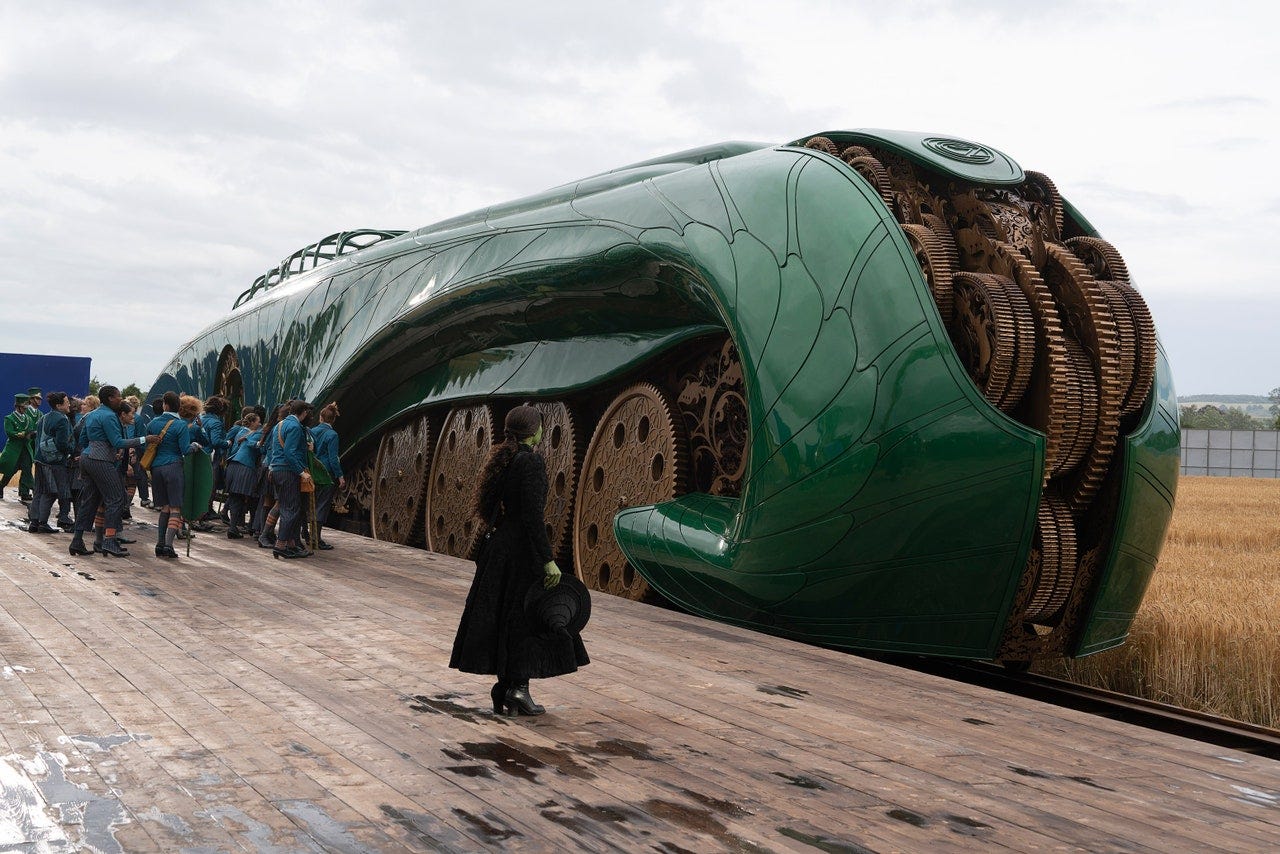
675, 338, 748, 497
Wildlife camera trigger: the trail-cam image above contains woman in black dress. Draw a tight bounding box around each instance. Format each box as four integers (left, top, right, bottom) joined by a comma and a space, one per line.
449, 404, 589, 715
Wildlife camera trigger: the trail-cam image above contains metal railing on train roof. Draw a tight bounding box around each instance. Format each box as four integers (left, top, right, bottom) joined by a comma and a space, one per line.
232, 229, 407, 309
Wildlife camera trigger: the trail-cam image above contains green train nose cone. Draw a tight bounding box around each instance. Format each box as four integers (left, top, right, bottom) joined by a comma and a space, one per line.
153, 128, 1177, 663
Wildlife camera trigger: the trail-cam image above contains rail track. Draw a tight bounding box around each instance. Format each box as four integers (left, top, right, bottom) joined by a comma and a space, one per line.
894, 656, 1280, 760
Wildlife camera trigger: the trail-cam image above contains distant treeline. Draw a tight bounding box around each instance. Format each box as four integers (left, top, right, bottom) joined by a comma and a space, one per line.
1178, 394, 1272, 404
1178, 388, 1280, 429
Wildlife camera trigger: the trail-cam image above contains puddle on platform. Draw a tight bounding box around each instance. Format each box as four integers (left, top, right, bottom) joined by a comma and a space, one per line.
1010, 765, 1115, 792
643, 799, 726, 836
70, 733, 147, 753
963, 717, 994, 726
571, 802, 634, 824
278, 800, 364, 852
445, 764, 494, 778
457, 741, 545, 782
758, 685, 809, 699
408, 693, 486, 724
778, 826, 877, 853
380, 804, 466, 848
676, 787, 752, 819
773, 772, 825, 790
574, 738, 657, 762
886, 808, 929, 827
1231, 784, 1278, 809
945, 814, 993, 836
451, 807, 521, 842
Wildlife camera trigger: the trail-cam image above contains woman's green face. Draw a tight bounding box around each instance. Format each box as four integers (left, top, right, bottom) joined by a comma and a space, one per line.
525, 424, 544, 446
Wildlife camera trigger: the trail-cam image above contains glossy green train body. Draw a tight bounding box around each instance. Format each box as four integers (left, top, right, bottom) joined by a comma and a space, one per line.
152, 129, 1178, 660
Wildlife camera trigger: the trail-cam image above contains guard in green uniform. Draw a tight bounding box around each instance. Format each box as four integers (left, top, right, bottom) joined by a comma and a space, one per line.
0, 394, 36, 502
22, 388, 42, 501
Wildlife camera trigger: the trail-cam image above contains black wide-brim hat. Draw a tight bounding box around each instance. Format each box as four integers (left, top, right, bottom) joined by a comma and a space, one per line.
524, 572, 592, 635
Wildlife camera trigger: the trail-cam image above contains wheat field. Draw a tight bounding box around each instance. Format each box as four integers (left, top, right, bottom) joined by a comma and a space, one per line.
1037, 476, 1280, 728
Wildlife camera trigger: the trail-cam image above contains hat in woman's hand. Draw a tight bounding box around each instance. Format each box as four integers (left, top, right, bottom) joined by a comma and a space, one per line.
524, 572, 591, 635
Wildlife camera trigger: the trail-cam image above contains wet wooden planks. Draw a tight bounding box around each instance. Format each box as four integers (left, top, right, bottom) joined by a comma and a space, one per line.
0, 499, 1278, 852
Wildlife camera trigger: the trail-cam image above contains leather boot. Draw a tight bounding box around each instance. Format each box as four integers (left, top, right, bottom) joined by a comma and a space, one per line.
69, 534, 93, 556
490, 680, 508, 714
502, 682, 545, 716
100, 537, 129, 558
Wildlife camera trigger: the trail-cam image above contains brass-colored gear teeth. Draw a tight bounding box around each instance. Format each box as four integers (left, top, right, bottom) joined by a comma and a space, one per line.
848, 156, 894, 206
1023, 170, 1063, 240
989, 241, 1070, 482
921, 214, 961, 271
804, 136, 840, 156
901, 224, 957, 326
1109, 280, 1157, 417
950, 272, 1036, 411
574, 382, 686, 602
532, 401, 581, 562
425, 405, 495, 558
1056, 337, 1100, 476
371, 413, 432, 545
840, 145, 873, 162
1042, 243, 1124, 507
1049, 243, 1121, 507
1025, 493, 1078, 623
1097, 280, 1139, 405
1066, 236, 1131, 284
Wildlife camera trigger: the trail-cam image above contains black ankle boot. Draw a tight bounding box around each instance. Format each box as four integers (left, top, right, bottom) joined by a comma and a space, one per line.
502, 682, 545, 716
490, 680, 509, 714
100, 537, 129, 558
69, 535, 92, 556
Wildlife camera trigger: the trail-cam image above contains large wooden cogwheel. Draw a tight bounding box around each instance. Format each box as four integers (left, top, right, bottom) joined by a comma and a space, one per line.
371, 414, 432, 544
425, 404, 494, 558
573, 382, 685, 601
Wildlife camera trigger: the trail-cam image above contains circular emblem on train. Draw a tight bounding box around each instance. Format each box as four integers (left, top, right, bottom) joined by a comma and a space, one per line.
922, 137, 996, 165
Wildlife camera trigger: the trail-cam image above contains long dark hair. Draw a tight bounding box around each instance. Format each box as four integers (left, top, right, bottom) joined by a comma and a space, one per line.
472, 404, 542, 520
257, 403, 289, 448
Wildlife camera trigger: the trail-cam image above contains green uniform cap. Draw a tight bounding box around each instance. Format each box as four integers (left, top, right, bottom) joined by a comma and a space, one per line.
26, 387, 42, 396
14, 393, 29, 403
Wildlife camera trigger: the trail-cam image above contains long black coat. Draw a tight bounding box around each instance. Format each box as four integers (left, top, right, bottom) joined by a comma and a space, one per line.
449, 445, 589, 680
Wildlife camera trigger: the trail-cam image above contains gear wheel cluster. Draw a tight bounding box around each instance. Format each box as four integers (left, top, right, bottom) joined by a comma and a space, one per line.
803, 135, 1158, 653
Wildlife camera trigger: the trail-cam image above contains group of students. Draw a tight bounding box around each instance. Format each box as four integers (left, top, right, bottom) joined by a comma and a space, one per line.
216, 397, 347, 559
9, 388, 589, 716
2, 384, 345, 561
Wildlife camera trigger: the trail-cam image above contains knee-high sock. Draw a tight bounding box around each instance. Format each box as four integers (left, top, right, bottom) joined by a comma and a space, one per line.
165, 514, 181, 548
156, 511, 170, 545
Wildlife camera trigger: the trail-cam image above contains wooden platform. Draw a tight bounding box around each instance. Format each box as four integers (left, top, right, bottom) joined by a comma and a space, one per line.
1, 498, 1278, 852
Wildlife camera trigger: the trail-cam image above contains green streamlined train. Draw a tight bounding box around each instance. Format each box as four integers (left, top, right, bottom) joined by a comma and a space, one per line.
151, 129, 1179, 663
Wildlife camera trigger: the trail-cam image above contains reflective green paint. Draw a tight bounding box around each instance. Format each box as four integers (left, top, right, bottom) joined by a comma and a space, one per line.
790, 129, 1024, 184
153, 129, 1173, 659
1074, 342, 1180, 655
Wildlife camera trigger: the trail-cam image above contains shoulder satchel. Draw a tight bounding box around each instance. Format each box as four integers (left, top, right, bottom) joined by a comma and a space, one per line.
37, 413, 60, 463
307, 426, 335, 487
139, 419, 173, 472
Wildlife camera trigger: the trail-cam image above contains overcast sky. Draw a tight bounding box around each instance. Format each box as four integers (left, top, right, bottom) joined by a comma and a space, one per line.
2, 0, 1278, 397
